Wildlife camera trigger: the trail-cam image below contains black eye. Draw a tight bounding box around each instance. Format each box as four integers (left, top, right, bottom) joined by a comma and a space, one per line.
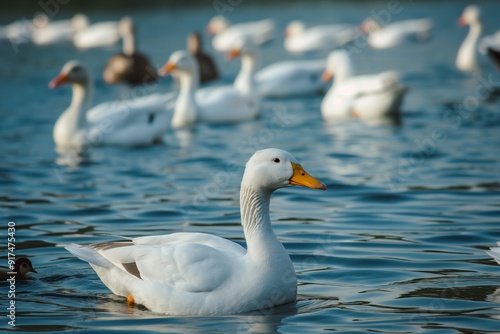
273, 158, 280, 163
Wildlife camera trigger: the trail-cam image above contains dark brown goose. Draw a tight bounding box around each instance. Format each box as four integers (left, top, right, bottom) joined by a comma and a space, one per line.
187, 32, 219, 84
103, 17, 157, 87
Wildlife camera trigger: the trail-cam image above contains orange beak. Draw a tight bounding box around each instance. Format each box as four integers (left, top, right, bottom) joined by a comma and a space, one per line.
157, 62, 176, 76
289, 162, 327, 190
457, 16, 466, 26
321, 70, 333, 82
226, 49, 241, 61
205, 25, 215, 35
49, 73, 69, 89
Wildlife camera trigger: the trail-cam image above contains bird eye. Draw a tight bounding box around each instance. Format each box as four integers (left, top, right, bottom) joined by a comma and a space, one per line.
273, 158, 280, 163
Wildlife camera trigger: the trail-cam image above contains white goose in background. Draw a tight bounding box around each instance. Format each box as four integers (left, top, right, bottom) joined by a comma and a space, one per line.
255, 59, 328, 97
50, 61, 173, 150
360, 18, 433, 49
158, 39, 260, 128
65, 148, 327, 315
33, 14, 88, 46
0, 13, 48, 44
74, 16, 128, 49
284, 20, 356, 54
456, 5, 482, 72
206, 16, 275, 52
486, 242, 500, 265
321, 50, 407, 121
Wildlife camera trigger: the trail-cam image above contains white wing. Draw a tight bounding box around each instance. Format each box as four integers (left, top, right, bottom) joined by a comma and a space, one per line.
65, 232, 246, 293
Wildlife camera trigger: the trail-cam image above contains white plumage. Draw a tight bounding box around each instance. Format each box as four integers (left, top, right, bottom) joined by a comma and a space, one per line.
321, 50, 407, 121
50, 61, 174, 150
284, 20, 356, 54
159, 39, 260, 128
207, 16, 275, 52
65, 148, 327, 315
361, 18, 433, 49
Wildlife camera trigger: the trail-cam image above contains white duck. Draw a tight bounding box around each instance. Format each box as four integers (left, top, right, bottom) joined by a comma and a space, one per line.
33, 14, 88, 46
65, 148, 327, 315
360, 18, 433, 49
456, 5, 482, 72
284, 20, 356, 54
206, 16, 275, 52
255, 59, 327, 97
50, 61, 173, 150
486, 242, 500, 265
73, 17, 129, 49
158, 40, 260, 128
321, 50, 407, 121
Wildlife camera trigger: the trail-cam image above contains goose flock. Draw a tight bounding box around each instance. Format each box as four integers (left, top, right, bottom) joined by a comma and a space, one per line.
5, 3, 500, 316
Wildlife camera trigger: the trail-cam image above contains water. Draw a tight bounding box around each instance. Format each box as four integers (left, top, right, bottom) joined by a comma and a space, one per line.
1, 1, 500, 333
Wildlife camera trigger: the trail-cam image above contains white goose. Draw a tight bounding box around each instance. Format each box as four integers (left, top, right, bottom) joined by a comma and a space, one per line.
206, 16, 275, 52
360, 18, 433, 49
158, 40, 260, 128
284, 20, 356, 54
50, 61, 173, 150
486, 242, 500, 265
65, 148, 327, 315
73, 17, 128, 49
255, 59, 328, 97
33, 14, 88, 46
456, 5, 482, 72
321, 50, 407, 121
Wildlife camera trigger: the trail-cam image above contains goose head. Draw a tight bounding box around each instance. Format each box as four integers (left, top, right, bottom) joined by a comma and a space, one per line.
15, 257, 37, 276
360, 18, 382, 34
458, 5, 481, 26
187, 32, 203, 55
158, 50, 197, 77
206, 16, 229, 35
322, 50, 352, 82
284, 20, 306, 37
226, 37, 258, 60
49, 61, 91, 88
71, 14, 89, 31
243, 148, 327, 192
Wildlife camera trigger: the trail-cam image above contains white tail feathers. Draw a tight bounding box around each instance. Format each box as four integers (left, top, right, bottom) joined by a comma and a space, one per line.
65, 243, 111, 268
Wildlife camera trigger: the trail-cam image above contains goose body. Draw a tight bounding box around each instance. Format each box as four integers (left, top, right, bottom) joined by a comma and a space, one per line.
50, 61, 173, 150
33, 14, 88, 45
361, 18, 432, 49
65, 148, 326, 315
321, 50, 407, 121
103, 18, 158, 86
255, 59, 327, 97
73, 19, 123, 49
207, 16, 275, 52
284, 21, 356, 54
159, 40, 260, 128
456, 5, 482, 72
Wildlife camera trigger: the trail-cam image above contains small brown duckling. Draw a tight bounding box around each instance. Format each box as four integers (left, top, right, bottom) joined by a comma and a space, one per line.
187, 31, 219, 84
1, 257, 37, 280
103, 17, 158, 87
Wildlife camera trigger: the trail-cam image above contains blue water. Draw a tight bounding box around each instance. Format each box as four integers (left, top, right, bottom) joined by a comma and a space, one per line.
1, 1, 500, 333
